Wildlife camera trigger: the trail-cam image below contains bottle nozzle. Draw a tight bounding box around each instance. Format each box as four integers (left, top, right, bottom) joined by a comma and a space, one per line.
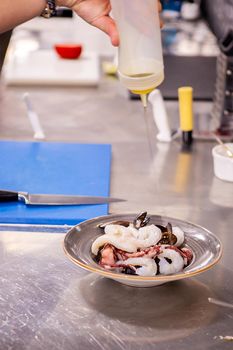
131, 87, 155, 108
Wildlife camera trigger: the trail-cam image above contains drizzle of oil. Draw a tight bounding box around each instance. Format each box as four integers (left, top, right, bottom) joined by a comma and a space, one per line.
127, 72, 155, 157
143, 105, 154, 160
140, 93, 147, 108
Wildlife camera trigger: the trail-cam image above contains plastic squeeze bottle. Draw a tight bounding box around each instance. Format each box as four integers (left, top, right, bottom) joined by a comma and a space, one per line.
110, 0, 164, 107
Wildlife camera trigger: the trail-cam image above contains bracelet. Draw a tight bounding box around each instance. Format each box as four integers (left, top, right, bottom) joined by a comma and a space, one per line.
41, 0, 57, 18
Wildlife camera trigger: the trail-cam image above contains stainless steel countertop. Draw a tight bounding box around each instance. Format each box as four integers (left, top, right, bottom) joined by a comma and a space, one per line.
0, 60, 233, 349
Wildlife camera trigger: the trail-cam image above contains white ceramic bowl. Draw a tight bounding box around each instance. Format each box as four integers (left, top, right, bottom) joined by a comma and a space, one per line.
212, 143, 233, 182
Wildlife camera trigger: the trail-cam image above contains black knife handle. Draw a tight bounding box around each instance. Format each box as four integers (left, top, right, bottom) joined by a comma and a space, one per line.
0, 190, 19, 202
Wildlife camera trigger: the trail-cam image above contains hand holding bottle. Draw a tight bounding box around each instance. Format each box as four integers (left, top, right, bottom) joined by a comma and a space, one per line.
57, 0, 163, 46
0, 0, 162, 44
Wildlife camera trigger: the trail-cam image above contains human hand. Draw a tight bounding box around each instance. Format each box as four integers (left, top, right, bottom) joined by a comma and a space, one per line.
57, 0, 162, 47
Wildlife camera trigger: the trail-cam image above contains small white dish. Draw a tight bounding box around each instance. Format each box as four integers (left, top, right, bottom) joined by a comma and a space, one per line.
63, 214, 222, 288
212, 143, 233, 182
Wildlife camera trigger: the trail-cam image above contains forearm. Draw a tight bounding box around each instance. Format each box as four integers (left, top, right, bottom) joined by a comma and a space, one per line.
0, 0, 46, 34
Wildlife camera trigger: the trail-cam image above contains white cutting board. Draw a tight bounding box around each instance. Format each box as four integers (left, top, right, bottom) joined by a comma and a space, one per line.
3, 50, 100, 86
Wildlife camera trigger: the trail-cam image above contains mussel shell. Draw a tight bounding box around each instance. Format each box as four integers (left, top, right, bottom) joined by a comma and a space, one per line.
156, 224, 167, 233
158, 233, 177, 245
157, 222, 177, 245
133, 211, 150, 228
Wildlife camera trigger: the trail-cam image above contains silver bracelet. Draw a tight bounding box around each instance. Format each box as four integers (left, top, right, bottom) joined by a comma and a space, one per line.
41, 0, 57, 18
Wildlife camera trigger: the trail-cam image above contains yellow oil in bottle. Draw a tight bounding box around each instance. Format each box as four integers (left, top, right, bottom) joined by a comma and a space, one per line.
127, 73, 156, 108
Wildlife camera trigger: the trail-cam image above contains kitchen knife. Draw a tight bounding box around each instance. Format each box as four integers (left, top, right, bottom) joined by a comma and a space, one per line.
0, 190, 125, 205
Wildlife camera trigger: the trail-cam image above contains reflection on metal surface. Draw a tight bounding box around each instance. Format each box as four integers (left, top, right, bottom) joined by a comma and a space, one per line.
209, 177, 233, 208
79, 274, 216, 343
173, 151, 192, 193
150, 143, 171, 181
0, 228, 231, 349
143, 107, 156, 161
0, 231, 61, 254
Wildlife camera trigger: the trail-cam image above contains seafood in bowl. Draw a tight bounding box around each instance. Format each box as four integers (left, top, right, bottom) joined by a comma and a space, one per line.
91, 212, 193, 277
63, 213, 222, 287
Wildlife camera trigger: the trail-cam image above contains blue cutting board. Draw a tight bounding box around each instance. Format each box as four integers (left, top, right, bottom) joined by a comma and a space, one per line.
0, 140, 112, 225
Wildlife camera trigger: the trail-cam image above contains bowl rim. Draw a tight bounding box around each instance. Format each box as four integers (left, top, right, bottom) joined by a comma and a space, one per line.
63, 214, 223, 282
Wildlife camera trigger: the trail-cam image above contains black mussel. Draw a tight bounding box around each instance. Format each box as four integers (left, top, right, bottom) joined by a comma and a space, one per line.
166, 223, 177, 245
158, 222, 177, 245
156, 224, 167, 233
167, 222, 173, 242
133, 211, 150, 229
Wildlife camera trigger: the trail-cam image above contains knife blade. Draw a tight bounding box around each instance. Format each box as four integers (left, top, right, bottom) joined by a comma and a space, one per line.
0, 190, 125, 205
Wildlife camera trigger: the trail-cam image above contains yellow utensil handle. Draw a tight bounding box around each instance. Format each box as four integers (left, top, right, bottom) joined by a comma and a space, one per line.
178, 87, 193, 131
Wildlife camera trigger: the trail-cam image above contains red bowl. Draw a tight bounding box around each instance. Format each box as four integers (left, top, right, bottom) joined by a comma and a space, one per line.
54, 44, 83, 59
